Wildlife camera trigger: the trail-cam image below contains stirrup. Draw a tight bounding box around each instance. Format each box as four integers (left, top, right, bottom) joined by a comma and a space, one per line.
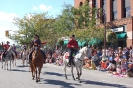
67, 63, 71, 67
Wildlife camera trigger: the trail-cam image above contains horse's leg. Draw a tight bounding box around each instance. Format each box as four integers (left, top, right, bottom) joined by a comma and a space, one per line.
10, 59, 12, 70
31, 65, 35, 80
76, 66, 80, 80
7, 60, 8, 70
78, 66, 82, 83
12, 59, 14, 67
4, 60, 6, 70
38, 67, 41, 82
23, 57, 25, 66
1, 58, 3, 69
22, 57, 25, 66
14, 58, 16, 66
71, 65, 75, 80
35, 67, 38, 82
64, 61, 67, 79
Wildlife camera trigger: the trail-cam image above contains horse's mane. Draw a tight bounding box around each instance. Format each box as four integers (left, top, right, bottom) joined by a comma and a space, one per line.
7, 46, 13, 52
79, 46, 87, 53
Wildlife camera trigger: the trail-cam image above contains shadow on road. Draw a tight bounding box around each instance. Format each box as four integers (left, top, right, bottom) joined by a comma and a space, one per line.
43, 71, 71, 77
17, 65, 29, 68
39, 79, 81, 88
81, 80, 130, 88
11, 69, 30, 72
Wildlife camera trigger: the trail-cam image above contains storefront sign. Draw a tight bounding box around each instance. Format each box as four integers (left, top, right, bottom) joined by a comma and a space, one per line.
111, 27, 124, 32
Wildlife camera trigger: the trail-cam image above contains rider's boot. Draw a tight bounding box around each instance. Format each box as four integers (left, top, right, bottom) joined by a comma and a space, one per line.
28, 52, 32, 64
68, 56, 71, 67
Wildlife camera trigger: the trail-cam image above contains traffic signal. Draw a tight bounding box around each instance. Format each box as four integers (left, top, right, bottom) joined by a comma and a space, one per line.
5, 30, 9, 37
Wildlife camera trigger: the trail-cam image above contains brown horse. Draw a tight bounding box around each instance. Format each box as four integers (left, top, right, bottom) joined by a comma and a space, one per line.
30, 43, 44, 82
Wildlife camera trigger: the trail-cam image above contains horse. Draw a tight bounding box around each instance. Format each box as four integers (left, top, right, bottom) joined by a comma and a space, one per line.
1, 46, 14, 70
63, 46, 92, 83
11, 49, 18, 66
30, 43, 44, 82
21, 48, 29, 66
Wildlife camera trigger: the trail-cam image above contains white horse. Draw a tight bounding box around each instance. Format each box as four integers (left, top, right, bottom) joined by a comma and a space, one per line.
1, 46, 14, 70
21, 48, 29, 66
63, 46, 92, 83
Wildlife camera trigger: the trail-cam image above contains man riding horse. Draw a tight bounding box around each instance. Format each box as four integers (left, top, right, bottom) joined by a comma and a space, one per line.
67, 35, 79, 66
29, 34, 46, 63
20, 42, 27, 58
1, 41, 13, 58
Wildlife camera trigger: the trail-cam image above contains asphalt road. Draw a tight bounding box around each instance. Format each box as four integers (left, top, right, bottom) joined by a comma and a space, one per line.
0, 60, 133, 88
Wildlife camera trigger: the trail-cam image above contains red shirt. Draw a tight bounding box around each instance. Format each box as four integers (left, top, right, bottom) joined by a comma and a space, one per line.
2, 44, 10, 50
67, 39, 78, 49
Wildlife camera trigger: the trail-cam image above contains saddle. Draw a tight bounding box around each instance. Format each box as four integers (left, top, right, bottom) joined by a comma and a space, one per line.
65, 52, 76, 59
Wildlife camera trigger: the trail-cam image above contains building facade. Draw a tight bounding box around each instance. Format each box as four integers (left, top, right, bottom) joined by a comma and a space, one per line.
74, 0, 133, 47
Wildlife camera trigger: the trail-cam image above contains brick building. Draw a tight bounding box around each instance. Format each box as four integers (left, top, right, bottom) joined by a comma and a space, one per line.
74, 0, 133, 48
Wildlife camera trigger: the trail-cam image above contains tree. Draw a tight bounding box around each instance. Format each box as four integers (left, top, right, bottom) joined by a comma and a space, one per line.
53, 2, 104, 46
9, 1, 105, 48
10, 12, 56, 47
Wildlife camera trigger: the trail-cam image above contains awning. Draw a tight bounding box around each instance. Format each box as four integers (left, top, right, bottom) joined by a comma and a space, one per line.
88, 38, 101, 45
81, 41, 86, 46
77, 40, 82, 47
63, 40, 86, 47
117, 33, 126, 39
64, 40, 69, 45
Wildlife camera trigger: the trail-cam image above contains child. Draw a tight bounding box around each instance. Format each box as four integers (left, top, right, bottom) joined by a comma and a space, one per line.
127, 64, 133, 77
121, 59, 128, 75
83, 59, 91, 69
100, 59, 108, 70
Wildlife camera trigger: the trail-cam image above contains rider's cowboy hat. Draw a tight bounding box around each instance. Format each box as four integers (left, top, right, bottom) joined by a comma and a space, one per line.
34, 34, 39, 38
71, 34, 75, 38
6, 41, 10, 43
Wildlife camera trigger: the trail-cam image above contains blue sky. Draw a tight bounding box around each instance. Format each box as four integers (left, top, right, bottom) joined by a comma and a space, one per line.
0, 0, 74, 44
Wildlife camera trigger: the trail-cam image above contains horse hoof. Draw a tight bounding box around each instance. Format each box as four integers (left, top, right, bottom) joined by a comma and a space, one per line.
73, 78, 75, 80
36, 80, 38, 83
32, 78, 34, 80
76, 77, 78, 79
79, 80, 81, 83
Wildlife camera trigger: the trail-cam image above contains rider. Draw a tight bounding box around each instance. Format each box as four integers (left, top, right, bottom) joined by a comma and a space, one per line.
12, 44, 18, 57
29, 34, 46, 63
1, 41, 10, 58
67, 35, 79, 66
20, 42, 27, 58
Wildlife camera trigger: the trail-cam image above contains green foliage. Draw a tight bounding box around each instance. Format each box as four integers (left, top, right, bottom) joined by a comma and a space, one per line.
9, 1, 105, 48
106, 30, 117, 43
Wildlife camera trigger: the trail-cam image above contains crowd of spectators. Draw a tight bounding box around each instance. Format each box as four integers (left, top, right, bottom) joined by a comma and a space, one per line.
45, 46, 133, 78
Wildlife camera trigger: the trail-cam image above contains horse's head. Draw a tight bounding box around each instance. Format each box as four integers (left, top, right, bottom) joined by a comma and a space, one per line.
80, 46, 91, 57
32, 43, 40, 58
7, 46, 13, 52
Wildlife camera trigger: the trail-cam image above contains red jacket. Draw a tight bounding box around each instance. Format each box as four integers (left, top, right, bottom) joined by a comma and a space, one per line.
2, 43, 10, 50
67, 39, 78, 49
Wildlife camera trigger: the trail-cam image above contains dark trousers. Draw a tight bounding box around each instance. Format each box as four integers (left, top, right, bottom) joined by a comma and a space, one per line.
67, 48, 78, 65
29, 50, 46, 63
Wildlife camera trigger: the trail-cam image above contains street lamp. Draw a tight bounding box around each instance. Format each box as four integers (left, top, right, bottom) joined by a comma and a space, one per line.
95, 8, 106, 55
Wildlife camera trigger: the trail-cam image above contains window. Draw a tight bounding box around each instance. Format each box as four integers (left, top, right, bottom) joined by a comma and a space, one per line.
126, 7, 130, 17
79, 2, 83, 6
93, 0, 98, 8
123, 0, 130, 18
112, 0, 117, 20
113, 11, 117, 20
